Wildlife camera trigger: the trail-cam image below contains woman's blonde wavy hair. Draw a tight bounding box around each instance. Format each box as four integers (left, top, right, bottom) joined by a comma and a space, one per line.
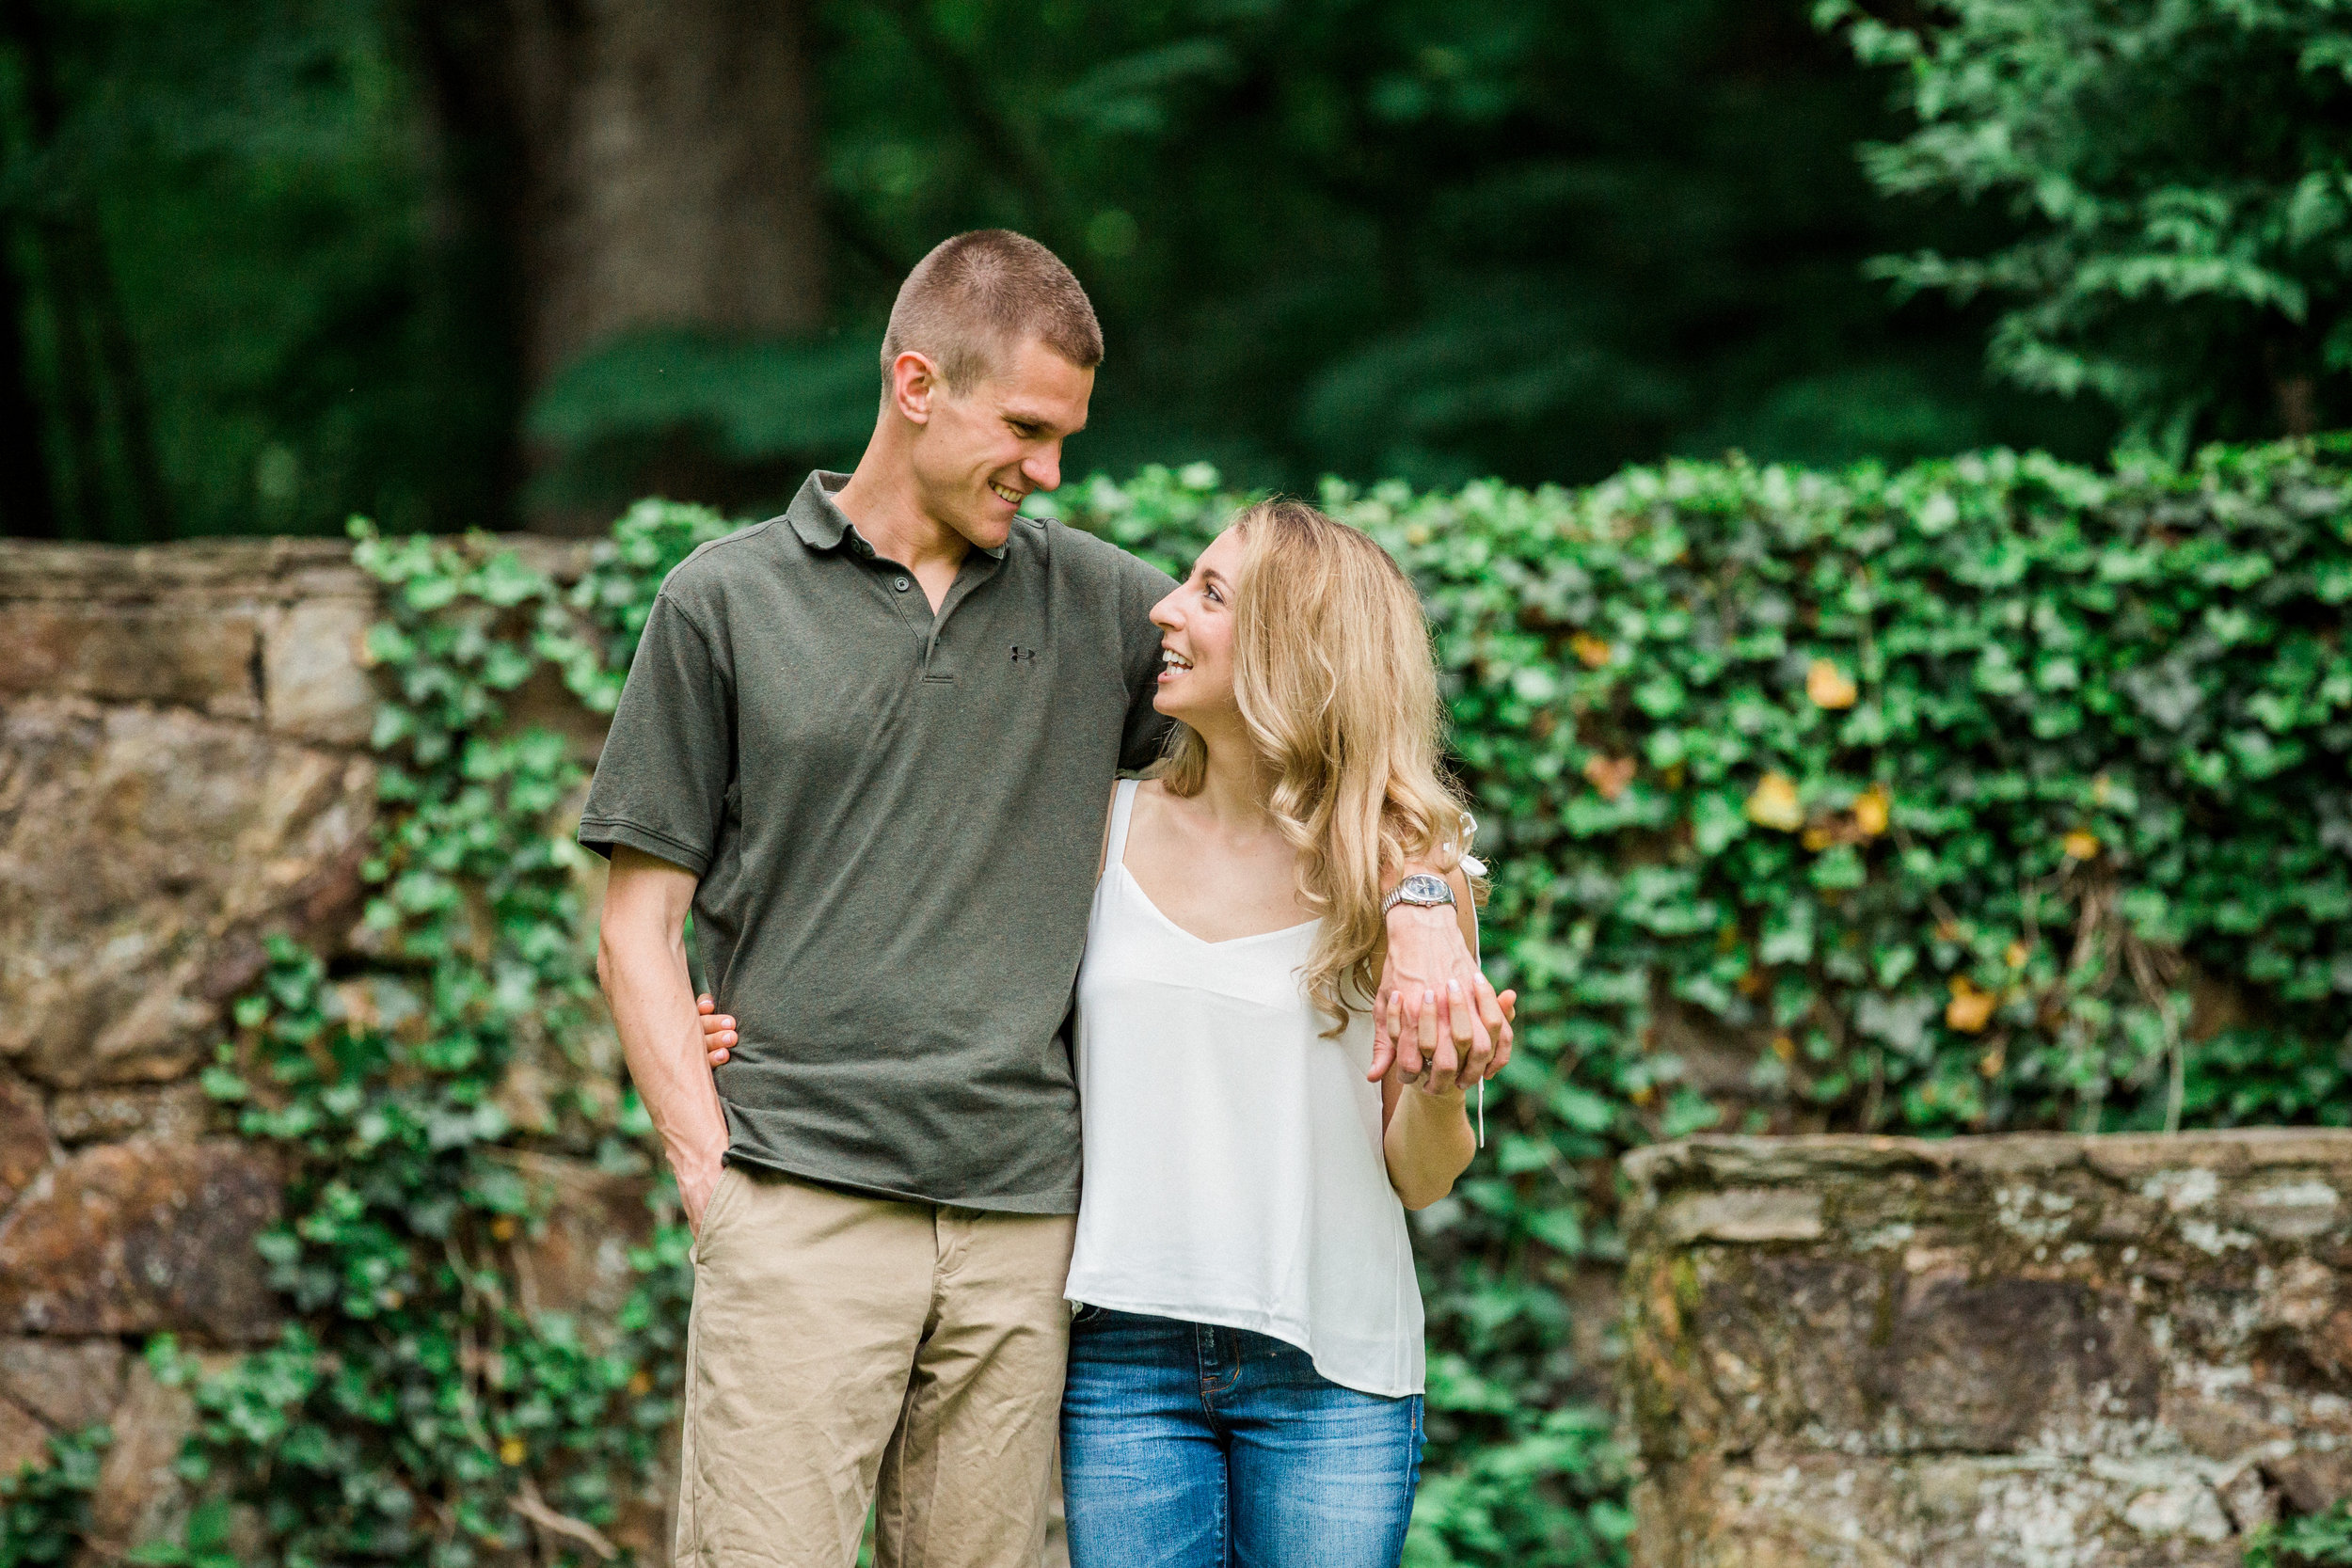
1158, 499, 1477, 1035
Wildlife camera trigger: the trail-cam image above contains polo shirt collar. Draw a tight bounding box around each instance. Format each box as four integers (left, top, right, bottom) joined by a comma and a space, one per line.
787, 470, 1008, 561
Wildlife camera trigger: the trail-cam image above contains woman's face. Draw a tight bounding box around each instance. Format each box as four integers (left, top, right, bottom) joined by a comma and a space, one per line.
1148, 527, 1245, 725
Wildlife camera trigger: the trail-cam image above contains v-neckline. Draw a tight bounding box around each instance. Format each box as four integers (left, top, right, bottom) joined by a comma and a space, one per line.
1114, 863, 1318, 948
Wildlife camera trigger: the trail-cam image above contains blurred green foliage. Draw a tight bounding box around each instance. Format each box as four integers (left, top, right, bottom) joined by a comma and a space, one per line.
138, 434, 2352, 1566
2249, 1502, 2352, 1566
0, 0, 513, 540
1821, 0, 2352, 454
2, 0, 2137, 543
0, 1428, 108, 1568
554, 0, 2111, 502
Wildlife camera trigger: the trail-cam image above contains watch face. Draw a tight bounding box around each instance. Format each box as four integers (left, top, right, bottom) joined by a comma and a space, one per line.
1402, 874, 1450, 903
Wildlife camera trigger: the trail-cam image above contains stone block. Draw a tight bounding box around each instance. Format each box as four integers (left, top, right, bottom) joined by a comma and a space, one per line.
80, 1359, 197, 1560
0, 1338, 124, 1430
43, 1083, 212, 1147
0, 1139, 280, 1342
0, 1394, 48, 1477
262, 596, 377, 746
0, 607, 261, 716
0, 1073, 53, 1210
0, 699, 374, 1087
500, 1151, 654, 1346
1661, 1189, 1823, 1245
1626, 1132, 2352, 1566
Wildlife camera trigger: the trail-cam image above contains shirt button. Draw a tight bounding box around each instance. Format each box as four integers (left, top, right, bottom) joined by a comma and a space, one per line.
894, 577, 911, 592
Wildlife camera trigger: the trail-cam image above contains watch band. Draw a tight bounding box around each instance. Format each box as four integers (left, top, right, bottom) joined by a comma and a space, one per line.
1382, 873, 1456, 915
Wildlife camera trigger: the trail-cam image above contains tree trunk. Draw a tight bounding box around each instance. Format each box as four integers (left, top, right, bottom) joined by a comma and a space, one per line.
0, 229, 59, 537
506, 0, 826, 388
406, 0, 532, 531
3, 0, 169, 540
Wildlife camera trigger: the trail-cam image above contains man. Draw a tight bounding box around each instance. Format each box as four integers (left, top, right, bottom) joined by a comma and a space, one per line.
584, 230, 1506, 1567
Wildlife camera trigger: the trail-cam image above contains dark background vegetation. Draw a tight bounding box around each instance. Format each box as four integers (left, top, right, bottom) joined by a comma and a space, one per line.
0, 0, 2129, 544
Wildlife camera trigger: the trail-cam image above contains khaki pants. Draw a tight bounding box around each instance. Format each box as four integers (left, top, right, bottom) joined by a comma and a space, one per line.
675, 1164, 1078, 1568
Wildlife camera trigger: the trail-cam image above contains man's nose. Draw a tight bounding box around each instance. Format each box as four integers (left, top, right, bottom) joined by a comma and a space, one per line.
1023, 444, 1062, 494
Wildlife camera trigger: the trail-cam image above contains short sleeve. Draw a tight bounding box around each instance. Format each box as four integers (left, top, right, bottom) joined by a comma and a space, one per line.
1114, 548, 1180, 773
577, 594, 734, 876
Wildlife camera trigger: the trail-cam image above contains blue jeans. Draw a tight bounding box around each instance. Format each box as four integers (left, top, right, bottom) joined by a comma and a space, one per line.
1059, 1307, 1423, 1568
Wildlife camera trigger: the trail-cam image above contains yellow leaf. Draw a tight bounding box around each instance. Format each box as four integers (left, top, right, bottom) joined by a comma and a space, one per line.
2062, 830, 2101, 861
1853, 784, 1890, 837
499, 1435, 527, 1466
1581, 753, 1636, 800
489, 1215, 518, 1243
627, 1370, 654, 1398
2090, 772, 2112, 806
1570, 631, 1613, 669
2004, 942, 2028, 970
1946, 977, 1996, 1034
1806, 658, 1858, 709
1801, 825, 1833, 851
1772, 1034, 1796, 1062
1745, 771, 1804, 832
1978, 1045, 2006, 1078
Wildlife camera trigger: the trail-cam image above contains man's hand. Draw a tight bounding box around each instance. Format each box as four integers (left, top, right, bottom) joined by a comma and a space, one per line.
1369, 901, 1514, 1085
678, 1151, 724, 1234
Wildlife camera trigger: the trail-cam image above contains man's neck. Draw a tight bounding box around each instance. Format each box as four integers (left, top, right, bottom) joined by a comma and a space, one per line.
833, 458, 970, 577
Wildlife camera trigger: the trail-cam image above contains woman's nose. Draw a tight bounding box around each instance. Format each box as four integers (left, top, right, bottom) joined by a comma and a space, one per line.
1149, 592, 1180, 628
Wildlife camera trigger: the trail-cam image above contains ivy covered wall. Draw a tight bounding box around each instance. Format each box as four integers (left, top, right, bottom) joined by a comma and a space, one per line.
1, 435, 2347, 1567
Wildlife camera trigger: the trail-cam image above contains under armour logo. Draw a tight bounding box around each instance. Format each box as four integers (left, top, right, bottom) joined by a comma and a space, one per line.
1010, 645, 1038, 664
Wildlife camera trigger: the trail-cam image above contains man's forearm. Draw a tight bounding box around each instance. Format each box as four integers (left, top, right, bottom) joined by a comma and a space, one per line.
600, 926, 729, 1192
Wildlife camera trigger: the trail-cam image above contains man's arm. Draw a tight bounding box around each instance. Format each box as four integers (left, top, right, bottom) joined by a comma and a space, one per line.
597, 847, 729, 1232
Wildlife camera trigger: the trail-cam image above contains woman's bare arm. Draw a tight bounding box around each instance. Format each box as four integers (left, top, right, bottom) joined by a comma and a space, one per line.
1379, 866, 1502, 1210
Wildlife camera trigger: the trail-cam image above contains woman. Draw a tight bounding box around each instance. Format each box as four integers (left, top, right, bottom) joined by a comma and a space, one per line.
698, 499, 1511, 1566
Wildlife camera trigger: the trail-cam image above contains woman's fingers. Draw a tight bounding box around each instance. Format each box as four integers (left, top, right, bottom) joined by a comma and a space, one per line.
1371, 990, 1406, 1083
1395, 987, 1424, 1080
1488, 987, 1517, 1078
697, 1000, 736, 1068
1452, 979, 1493, 1087
1422, 988, 1460, 1094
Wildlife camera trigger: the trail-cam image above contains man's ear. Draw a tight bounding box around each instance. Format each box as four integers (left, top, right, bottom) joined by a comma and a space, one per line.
890, 351, 942, 425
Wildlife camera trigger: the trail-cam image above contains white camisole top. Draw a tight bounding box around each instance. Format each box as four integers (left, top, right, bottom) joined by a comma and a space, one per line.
1062, 780, 1425, 1398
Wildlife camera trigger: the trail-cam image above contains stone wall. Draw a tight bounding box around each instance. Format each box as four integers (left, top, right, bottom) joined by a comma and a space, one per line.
1624, 1131, 2352, 1567
0, 537, 658, 1561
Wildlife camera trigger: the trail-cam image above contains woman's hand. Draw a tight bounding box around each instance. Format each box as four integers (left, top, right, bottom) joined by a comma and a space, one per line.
696, 994, 736, 1067
1381, 983, 1516, 1095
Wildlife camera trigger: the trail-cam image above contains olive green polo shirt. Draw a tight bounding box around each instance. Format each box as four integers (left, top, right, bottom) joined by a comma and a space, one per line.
579, 470, 1177, 1213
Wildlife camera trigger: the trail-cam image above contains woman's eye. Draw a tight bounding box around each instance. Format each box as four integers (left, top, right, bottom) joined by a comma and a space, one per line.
1205, 584, 1223, 604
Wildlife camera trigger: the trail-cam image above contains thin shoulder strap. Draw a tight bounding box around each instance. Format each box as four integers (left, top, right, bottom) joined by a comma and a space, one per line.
1104, 778, 1141, 876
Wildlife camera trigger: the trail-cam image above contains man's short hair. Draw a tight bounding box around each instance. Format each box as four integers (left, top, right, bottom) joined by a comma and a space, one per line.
880, 230, 1104, 392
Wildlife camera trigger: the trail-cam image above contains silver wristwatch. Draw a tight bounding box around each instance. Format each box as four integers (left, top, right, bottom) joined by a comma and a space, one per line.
1382, 872, 1455, 915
